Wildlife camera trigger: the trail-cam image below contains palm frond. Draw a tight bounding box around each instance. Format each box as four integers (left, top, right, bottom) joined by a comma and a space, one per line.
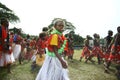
0, 2, 20, 23
0, 2, 12, 12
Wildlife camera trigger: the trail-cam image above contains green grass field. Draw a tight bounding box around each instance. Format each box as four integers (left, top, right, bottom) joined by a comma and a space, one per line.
0, 50, 117, 80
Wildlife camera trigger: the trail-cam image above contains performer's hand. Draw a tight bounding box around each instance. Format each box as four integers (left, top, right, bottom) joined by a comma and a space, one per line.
61, 60, 68, 69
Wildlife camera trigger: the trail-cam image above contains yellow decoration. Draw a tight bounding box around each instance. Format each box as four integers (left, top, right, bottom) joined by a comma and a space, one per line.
36, 54, 45, 66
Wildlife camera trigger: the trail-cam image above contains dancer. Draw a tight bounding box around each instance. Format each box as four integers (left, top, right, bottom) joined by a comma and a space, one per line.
67, 31, 74, 62
104, 26, 120, 73
79, 35, 91, 62
85, 33, 103, 64
35, 19, 70, 80
0, 18, 14, 73
13, 30, 22, 61
103, 30, 113, 73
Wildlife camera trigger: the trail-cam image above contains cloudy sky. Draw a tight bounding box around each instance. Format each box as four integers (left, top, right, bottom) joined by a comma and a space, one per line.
1, 0, 120, 38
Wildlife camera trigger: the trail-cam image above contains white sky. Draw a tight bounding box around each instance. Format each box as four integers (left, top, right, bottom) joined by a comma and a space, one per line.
1, 0, 120, 38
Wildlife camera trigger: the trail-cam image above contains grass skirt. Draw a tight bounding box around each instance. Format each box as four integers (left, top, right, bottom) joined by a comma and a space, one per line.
0, 52, 15, 66
35, 54, 70, 80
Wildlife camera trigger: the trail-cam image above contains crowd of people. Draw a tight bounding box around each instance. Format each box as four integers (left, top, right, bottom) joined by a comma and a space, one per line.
79, 28, 120, 79
0, 18, 120, 80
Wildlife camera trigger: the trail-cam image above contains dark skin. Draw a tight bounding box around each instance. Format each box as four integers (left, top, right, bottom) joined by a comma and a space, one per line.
109, 29, 120, 54
52, 21, 68, 69
111, 34, 118, 54
0, 19, 11, 73
104, 27, 120, 73
1, 19, 9, 50
79, 36, 90, 61
53, 46, 67, 69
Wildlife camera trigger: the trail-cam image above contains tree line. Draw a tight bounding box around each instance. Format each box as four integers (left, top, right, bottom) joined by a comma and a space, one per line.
0, 2, 85, 47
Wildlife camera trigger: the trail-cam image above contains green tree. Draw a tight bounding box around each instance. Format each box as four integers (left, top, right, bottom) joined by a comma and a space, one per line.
0, 2, 20, 23
65, 32, 84, 47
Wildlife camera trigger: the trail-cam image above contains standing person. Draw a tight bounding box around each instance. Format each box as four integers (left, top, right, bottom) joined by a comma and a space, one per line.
104, 26, 120, 73
24, 34, 32, 61
62, 36, 69, 59
35, 32, 46, 66
103, 30, 113, 69
104, 30, 113, 52
9, 32, 15, 63
35, 19, 69, 80
42, 27, 49, 54
13, 30, 22, 64
0, 18, 13, 73
20, 38, 27, 64
79, 35, 91, 62
31, 27, 49, 72
67, 31, 74, 62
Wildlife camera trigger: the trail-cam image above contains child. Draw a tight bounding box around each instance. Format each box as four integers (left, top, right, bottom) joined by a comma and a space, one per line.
36, 32, 46, 66
79, 35, 91, 62
13, 30, 22, 61
0, 18, 14, 73
42, 27, 49, 54
19, 38, 27, 64
35, 19, 70, 80
31, 31, 47, 72
67, 31, 74, 62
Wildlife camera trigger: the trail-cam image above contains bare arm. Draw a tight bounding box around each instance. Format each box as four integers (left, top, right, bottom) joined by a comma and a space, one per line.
52, 45, 67, 69
110, 33, 119, 54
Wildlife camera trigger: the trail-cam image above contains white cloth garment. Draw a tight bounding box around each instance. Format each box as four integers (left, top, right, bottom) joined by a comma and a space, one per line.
35, 54, 70, 80
0, 52, 15, 66
13, 44, 21, 59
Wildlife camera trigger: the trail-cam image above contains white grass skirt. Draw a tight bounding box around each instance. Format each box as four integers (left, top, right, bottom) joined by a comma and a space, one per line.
35, 54, 70, 80
0, 52, 15, 67
13, 44, 21, 59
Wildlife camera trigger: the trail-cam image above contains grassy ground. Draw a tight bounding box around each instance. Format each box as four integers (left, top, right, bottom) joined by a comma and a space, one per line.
0, 50, 117, 80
